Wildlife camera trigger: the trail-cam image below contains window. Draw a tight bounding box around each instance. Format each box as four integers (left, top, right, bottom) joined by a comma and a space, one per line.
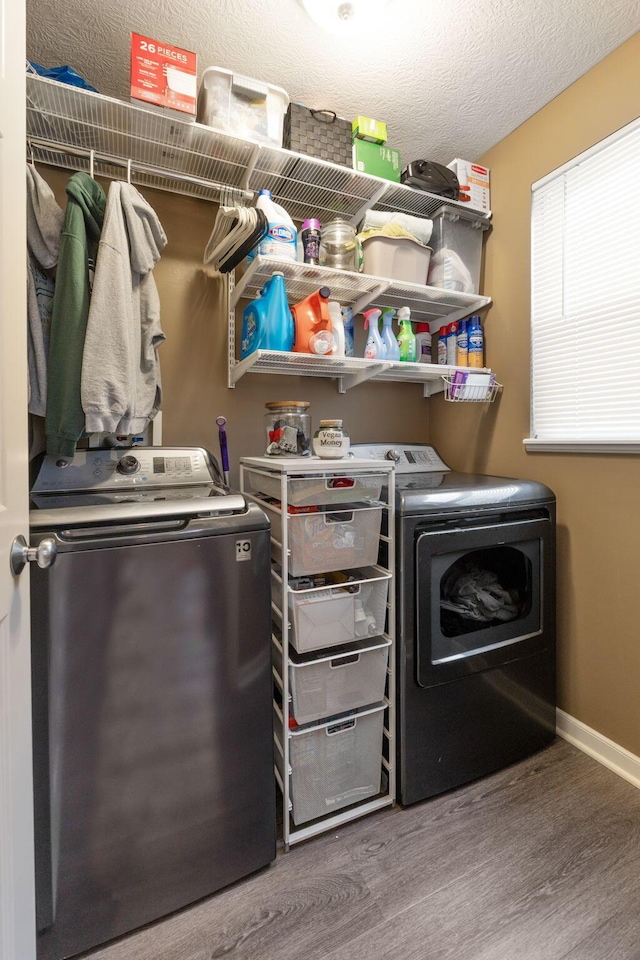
526, 117, 640, 453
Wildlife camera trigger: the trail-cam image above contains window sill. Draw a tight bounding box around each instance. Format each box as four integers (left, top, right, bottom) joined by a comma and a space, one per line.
523, 439, 640, 454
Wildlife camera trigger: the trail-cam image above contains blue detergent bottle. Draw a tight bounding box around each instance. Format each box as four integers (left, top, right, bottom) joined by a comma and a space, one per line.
241, 272, 294, 358
363, 308, 386, 359
381, 308, 400, 361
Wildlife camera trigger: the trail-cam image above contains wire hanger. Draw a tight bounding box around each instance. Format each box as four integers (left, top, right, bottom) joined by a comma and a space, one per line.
126, 159, 132, 184
27, 139, 35, 167
89, 149, 95, 179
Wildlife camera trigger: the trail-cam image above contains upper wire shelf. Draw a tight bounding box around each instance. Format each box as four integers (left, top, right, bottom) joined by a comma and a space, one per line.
26, 74, 493, 224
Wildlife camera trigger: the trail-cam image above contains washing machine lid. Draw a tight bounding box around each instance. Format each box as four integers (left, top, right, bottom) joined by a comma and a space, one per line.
349, 443, 555, 515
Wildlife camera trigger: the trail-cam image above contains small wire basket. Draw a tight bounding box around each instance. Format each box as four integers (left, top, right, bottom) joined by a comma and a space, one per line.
443, 374, 502, 403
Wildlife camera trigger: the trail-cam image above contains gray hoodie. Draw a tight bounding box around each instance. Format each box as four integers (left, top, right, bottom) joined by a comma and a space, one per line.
26, 165, 64, 416
81, 182, 167, 435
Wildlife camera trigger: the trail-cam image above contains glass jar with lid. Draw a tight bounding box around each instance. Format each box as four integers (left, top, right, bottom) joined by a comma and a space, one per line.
265, 401, 311, 457
319, 219, 358, 271
312, 419, 350, 459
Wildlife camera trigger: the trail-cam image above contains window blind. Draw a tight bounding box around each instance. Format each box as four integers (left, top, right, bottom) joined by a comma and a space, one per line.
529, 116, 640, 447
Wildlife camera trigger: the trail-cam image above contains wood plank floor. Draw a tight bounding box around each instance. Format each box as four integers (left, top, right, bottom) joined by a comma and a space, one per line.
82, 739, 640, 960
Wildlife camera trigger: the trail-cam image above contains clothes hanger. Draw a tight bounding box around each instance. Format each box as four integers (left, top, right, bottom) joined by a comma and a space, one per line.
27, 139, 36, 167
89, 149, 95, 179
127, 159, 132, 184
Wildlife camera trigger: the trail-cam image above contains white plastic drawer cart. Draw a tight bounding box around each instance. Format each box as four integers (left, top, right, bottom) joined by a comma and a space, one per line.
240, 456, 395, 848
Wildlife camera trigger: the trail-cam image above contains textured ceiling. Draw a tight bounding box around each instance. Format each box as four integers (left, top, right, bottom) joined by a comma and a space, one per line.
27, 0, 640, 165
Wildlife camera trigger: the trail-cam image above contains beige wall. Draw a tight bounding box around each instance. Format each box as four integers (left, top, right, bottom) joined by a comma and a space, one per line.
42, 170, 429, 486
430, 32, 640, 754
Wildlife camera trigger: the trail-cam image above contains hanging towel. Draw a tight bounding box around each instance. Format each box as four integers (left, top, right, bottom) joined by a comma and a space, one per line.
26, 164, 64, 417
46, 172, 106, 458
81, 182, 167, 435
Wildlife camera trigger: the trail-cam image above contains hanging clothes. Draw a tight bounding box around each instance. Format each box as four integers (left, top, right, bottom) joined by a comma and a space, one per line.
26, 164, 64, 417
45, 172, 106, 458
81, 182, 167, 436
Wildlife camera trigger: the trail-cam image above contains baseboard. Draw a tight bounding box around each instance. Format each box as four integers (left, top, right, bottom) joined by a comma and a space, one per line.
556, 708, 640, 791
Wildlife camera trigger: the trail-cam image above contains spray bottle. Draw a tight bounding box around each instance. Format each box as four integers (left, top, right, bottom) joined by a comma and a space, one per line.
456, 319, 468, 366
380, 309, 400, 361
328, 301, 346, 357
363, 308, 386, 360
396, 306, 417, 362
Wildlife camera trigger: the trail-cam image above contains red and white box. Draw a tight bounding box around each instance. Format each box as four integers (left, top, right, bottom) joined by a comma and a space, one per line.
447, 158, 491, 213
130, 33, 197, 118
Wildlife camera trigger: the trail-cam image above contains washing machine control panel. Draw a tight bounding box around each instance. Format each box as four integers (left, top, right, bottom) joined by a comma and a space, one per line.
32, 447, 216, 493
350, 444, 450, 473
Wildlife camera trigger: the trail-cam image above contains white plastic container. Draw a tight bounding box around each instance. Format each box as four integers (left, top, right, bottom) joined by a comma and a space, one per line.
288, 705, 385, 824
269, 504, 383, 577
197, 66, 289, 147
427, 206, 490, 294
362, 236, 432, 284
245, 470, 383, 507
281, 567, 391, 653
289, 637, 390, 725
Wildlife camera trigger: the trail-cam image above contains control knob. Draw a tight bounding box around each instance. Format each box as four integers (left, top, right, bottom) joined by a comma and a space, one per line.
385, 449, 401, 463
117, 454, 141, 475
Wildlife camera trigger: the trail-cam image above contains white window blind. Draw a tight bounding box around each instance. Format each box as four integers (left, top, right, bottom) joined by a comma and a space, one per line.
528, 116, 640, 451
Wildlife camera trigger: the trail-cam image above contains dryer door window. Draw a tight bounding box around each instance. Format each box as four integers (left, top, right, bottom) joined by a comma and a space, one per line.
415, 516, 552, 688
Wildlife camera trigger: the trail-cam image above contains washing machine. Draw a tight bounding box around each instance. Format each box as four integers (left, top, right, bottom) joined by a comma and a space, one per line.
351, 443, 556, 805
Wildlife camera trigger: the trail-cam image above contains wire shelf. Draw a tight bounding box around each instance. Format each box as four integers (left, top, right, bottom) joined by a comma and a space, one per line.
26, 74, 492, 225
231, 256, 491, 328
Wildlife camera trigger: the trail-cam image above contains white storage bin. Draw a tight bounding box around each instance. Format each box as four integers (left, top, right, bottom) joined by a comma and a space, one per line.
282, 567, 390, 653
270, 505, 383, 577
362, 235, 433, 285
246, 470, 383, 508
427, 206, 490, 295
289, 705, 384, 824
289, 637, 390, 725
197, 66, 289, 147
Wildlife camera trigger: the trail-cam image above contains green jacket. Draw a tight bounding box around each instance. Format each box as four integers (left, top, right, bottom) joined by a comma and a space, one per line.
46, 172, 106, 457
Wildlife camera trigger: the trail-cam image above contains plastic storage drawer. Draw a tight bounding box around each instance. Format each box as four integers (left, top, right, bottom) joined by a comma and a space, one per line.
289, 638, 390, 725
270, 505, 383, 577
197, 66, 289, 147
427, 206, 489, 295
280, 567, 390, 653
245, 470, 383, 507
288, 705, 385, 824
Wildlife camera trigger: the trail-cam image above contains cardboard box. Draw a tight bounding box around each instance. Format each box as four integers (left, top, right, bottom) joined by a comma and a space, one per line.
352, 115, 387, 144
446, 158, 491, 213
353, 139, 401, 182
130, 33, 197, 117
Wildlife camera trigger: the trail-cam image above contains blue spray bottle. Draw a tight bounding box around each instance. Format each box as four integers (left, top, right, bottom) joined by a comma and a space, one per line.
381, 308, 400, 361
363, 308, 386, 360
241, 272, 294, 358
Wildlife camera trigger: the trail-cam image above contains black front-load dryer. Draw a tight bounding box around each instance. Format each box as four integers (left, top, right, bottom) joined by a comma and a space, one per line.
351, 443, 556, 806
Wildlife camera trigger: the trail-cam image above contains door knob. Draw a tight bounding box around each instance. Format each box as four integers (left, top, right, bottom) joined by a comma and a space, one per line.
10, 536, 57, 576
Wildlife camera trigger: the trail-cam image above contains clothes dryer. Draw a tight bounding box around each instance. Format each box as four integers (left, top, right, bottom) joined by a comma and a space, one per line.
351, 444, 556, 805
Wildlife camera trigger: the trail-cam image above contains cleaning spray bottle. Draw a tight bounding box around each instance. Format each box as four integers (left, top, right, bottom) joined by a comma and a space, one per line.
328, 301, 346, 357
467, 315, 484, 367
241, 272, 293, 358
396, 306, 417, 362
252, 189, 297, 262
291, 286, 335, 355
381, 308, 400, 361
363, 308, 386, 360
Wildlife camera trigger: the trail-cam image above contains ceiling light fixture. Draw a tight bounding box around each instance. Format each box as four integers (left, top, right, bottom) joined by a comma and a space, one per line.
299, 0, 391, 34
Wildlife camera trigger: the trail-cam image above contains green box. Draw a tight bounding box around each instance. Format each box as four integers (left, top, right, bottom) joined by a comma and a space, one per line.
352, 139, 401, 182
352, 115, 387, 144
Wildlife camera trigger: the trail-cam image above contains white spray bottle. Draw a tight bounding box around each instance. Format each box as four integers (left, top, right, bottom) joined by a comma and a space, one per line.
381, 308, 400, 361
363, 308, 386, 360
328, 301, 346, 357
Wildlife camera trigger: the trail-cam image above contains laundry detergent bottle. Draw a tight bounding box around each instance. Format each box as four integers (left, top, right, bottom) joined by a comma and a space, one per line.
381, 308, 400, 361
291, 286, 335, 354
396, 306, 417, 362
363, 308, 386, 360
254, 190, 297, 262
328, 301, 346, 357
241, 272, 294, 358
